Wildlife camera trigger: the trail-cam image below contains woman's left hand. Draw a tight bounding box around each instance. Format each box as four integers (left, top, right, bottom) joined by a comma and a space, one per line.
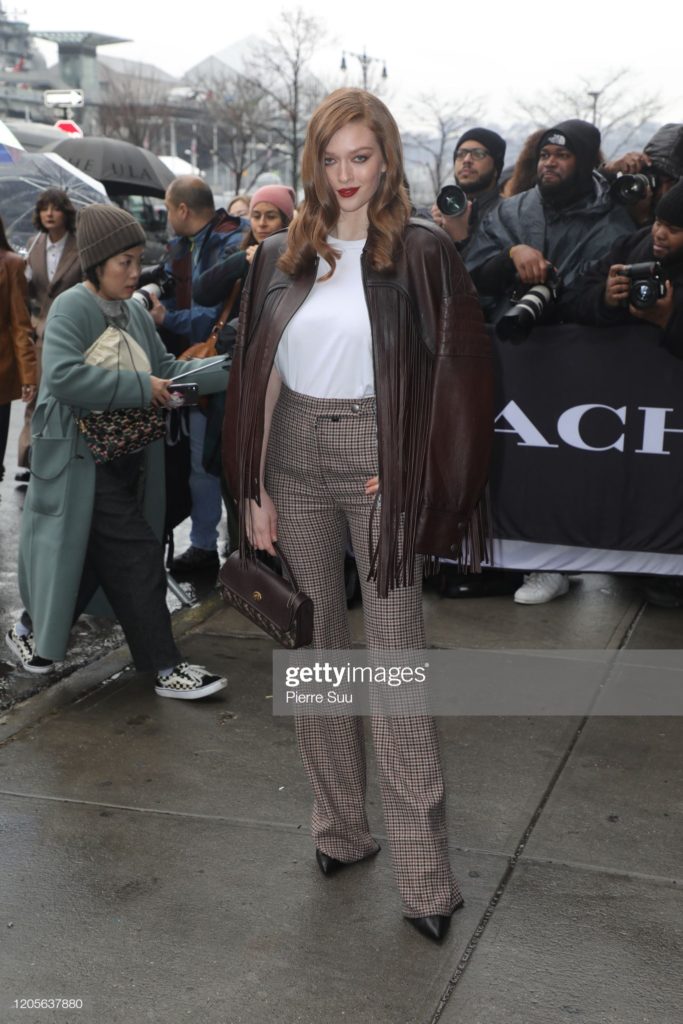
365, 476, 379, 496
150, 376, 173, 407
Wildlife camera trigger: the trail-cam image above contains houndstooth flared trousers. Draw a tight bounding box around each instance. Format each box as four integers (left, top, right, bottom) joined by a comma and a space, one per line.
266, 386, 462, 916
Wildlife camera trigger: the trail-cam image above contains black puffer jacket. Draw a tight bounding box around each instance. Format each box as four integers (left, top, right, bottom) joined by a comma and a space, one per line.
465, 172, 636, 321
566, 226, 683, 357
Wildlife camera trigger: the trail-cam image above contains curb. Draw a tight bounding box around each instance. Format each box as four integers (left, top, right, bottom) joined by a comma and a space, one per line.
0, 592, 223, 746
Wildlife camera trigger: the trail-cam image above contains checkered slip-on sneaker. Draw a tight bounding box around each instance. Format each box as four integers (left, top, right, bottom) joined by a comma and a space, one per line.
154, 662, 227, 700
5, 628, 54, 675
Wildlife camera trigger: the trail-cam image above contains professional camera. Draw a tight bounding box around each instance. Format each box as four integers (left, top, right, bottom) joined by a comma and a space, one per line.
436, 184, 468, 218
611, 173, 657, 205
496, 267, 561, 343
619, 261, 666, 310
132, 264, 176, 309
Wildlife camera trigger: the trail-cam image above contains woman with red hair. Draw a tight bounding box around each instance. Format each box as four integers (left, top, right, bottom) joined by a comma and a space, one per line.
224, 89, 493, 941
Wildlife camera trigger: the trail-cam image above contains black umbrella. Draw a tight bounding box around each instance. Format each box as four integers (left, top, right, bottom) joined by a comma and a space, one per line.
46, 137, 175, 198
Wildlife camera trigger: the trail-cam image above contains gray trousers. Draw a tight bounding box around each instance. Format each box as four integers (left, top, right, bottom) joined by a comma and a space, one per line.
266, 386, 461, 916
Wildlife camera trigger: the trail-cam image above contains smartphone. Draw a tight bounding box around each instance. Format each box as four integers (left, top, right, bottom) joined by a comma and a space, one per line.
167, 382, 200, 408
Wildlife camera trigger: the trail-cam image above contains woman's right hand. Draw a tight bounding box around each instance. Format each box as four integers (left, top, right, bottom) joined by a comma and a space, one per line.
604, 265, 630, 308
246, 492, 278, 556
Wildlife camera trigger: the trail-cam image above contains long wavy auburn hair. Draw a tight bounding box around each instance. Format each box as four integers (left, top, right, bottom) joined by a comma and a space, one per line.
278, 88, 411, 279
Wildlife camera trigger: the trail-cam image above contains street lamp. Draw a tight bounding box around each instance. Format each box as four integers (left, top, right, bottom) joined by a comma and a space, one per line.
340, 48, 387, 91
587, 90, 602, 125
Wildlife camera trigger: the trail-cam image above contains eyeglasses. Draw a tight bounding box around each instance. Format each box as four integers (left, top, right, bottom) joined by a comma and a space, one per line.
455, 147, 490, 162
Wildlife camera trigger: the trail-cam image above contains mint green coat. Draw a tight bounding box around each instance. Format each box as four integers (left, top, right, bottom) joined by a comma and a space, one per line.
18, 283, 228, 662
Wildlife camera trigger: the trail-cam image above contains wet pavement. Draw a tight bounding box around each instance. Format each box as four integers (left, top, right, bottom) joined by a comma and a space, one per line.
1, 400, 682, 1023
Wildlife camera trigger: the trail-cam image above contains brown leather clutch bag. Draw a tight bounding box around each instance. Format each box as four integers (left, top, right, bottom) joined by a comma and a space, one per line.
218, 545, 313, 649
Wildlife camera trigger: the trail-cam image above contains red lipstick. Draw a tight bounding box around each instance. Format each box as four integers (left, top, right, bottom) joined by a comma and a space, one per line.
338, 187, 359, 198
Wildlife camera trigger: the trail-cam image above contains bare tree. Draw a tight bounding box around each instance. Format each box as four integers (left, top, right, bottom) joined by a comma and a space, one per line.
514, 69, 662, 158
403, 93, 484, 196
241, 7, 327, 193
195, 72, 286, 193
98, 67, 172, 150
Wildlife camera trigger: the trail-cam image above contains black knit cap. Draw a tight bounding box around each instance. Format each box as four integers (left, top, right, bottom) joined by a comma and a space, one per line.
76, 203, 146, 271
537, 119, 601, 172
454, 128, 507, 176
655, 179, 683, 228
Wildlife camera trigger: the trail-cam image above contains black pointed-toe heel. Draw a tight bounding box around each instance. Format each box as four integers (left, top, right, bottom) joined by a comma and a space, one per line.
315, 849, 347, 876
406, 914, 451, 942
405, 899, 464, 942
315, 845, 380, 876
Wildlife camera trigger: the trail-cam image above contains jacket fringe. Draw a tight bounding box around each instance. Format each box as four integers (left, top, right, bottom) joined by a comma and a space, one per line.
455, 487, 491, 573
366, 288, 433, 598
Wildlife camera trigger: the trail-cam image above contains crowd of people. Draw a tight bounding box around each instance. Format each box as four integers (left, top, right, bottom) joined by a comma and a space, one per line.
432, 118, 683, 604
0, 90, 681, 941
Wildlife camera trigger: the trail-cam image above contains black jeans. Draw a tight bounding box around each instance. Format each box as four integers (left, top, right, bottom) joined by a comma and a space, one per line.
0, 403, 10, 479
24, 452, 181, 671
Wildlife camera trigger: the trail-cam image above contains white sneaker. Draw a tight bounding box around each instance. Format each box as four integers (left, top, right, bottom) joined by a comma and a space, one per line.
5, 628, 55, 674
155, 662, 227, 700
513, 572, 569, 605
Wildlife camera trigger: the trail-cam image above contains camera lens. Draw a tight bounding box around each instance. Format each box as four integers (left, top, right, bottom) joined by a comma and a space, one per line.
613, 174, 651, 204
630, 280, 658, 310
436, 185, 468, 218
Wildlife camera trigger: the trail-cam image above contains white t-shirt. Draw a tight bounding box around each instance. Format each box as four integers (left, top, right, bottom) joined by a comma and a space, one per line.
274, 236, 374, 399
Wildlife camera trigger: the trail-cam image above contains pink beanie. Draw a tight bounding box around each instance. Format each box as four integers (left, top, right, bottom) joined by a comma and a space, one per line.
249, 185, 295, 223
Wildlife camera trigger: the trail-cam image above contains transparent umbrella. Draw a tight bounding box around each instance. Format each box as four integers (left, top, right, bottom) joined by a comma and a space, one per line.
0, 150, 109, 253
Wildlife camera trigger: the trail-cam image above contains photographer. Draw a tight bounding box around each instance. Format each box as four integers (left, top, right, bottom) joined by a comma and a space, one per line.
464, 121, 636, 607
148, 176, 244, 576
466, 120, 635, 324
431, 127, 507, 254
568, 179, 683, 353
598, 123, 682, 227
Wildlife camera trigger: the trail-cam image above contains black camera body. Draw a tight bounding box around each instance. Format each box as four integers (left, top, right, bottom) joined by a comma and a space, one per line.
619, 261, 666, 310
436, 184, 468, 219
496, 266, 561, 343
611, 173, 657, 205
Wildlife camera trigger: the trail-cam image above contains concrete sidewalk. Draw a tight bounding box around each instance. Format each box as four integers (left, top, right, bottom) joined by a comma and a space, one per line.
1, 574, 681, 1023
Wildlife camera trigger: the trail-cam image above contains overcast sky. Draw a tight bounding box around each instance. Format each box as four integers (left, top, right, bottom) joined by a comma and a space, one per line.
22, 0, 682, 130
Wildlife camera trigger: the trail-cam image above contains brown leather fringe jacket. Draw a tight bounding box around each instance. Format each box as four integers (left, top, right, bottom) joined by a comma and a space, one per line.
222, 219, 493, 597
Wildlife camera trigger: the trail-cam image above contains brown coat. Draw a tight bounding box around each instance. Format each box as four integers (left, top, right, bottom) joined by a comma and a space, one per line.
223, 219, 494, 595
0, 250, 36, 404
27, 231, 82, 343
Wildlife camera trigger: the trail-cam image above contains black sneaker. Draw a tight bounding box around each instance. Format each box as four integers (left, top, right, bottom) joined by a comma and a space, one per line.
170, 545, 219, 576
5, 628, 54, 674
155, 662, 227, 700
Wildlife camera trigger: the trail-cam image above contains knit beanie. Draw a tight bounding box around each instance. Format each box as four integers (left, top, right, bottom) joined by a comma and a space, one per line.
655, 179, 683, 228
537, 120, 601, 172
249, 185, 295, 223
454, 128, 507, 176
76, 204, 147, 271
